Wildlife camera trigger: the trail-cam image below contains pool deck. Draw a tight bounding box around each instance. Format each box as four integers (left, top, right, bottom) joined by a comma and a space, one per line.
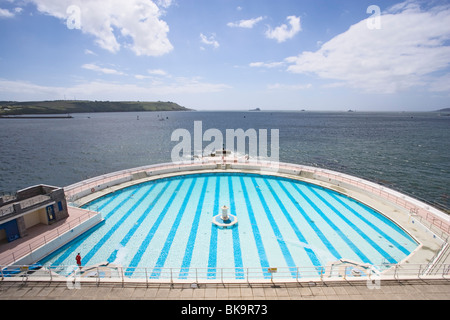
1, 278, 449, 300
0, 206, 100, 265
71, 165, 449, 270
1, 160, 449, 300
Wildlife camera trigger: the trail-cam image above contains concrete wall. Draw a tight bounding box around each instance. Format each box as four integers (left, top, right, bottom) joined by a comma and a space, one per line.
67, 164, 218, 203
16, 185, 47, 201
1, 185, 69, 227
70, 176, 132, 201
16, 216, 27, 238
23, 208, 47, 229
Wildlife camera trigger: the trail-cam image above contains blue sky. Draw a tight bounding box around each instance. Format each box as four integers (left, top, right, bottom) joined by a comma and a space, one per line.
0, 0, 449, 111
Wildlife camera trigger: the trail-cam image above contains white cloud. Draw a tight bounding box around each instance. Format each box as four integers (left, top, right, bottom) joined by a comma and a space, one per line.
200, 33, 219, 49
162, 77, 231, 94
386, 0, 421, 14
227, 16, 264, 29
134, 74, 150, 80
135, 69, 169, 80
156, 0, 172, 9
285, 2, 450, 93
0, 78, 231, 101
147, 69, 169, 76
28, 0, 173, 56
82, 63, 126, 75
84, 49, 97, 56
267, 83, 312, 90
429, 73, 450, 93
249, 61, 284, 68
265, 16, 301, 43
0, 8, 14, 18
0, 79, 61, 98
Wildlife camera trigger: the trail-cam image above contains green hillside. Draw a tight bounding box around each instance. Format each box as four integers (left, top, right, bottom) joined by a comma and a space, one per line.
0, 100, 191, 115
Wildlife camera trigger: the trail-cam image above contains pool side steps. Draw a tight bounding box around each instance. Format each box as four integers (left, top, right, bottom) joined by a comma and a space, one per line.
324, 258, 377, 278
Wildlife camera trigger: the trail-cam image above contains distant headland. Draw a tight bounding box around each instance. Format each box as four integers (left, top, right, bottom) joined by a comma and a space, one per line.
0, 100, 191, 115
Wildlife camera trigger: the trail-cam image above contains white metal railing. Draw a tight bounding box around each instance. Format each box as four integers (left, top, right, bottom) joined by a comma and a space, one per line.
424, 241, 449, 275
64, 162, 194, 201
0, 207, 99, 266
62, 159, 449, 243
235, 160, 450, 236
1, 264, 449, 284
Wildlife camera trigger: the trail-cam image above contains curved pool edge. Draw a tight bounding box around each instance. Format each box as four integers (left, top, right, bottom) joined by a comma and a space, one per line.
62, 159, 449, 275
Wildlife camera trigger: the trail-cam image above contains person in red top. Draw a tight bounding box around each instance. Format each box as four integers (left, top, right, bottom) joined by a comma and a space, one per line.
76, 253, 82, 269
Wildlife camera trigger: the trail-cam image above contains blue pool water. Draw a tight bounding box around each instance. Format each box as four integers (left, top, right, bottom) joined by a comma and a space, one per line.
40, 172, 418, 279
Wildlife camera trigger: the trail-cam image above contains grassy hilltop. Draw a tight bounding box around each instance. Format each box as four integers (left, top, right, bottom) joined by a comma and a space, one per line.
0, 100, 191, 115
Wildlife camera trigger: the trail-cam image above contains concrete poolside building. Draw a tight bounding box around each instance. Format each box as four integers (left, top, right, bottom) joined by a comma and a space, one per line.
0, 185, 69, 244
0, 185, 102, 267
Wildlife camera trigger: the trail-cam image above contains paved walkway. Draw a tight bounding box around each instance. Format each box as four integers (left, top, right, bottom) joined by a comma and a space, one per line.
1, 279, 449, 300
0, 207, 98, 265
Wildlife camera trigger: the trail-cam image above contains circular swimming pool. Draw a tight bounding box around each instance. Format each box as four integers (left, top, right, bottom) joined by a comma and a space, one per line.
40, 172, 418, 279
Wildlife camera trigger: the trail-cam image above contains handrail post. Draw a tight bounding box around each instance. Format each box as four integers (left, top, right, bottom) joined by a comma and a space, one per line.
145, 267, 148, 287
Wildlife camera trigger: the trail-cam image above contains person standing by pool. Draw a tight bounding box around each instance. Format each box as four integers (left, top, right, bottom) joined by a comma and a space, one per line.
76, 253, 82, 270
